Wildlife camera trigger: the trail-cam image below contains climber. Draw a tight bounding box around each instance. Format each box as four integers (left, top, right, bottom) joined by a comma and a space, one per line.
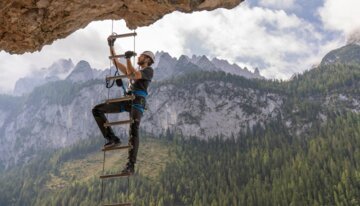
92, 35, 154, 174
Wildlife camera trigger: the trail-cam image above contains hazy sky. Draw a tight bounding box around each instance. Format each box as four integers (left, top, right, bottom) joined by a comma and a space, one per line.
0, 0, 359, 92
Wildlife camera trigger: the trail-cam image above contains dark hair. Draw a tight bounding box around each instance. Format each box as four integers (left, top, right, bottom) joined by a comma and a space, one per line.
145, 56, 153, 66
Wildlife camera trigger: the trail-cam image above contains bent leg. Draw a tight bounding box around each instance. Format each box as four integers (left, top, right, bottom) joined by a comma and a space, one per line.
92, 101, 128, 139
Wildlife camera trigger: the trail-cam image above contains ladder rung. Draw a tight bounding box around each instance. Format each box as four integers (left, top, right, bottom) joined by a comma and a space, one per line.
104, 203, 132, 206
104, 119, 133, 127
106, 95, 135, 104
109, 54, 126, 59
100, 172, 132, 179
102, 145, 132, 152
106, 75, 129, 81
109, 53, 137, 59
111, 32, 137, 39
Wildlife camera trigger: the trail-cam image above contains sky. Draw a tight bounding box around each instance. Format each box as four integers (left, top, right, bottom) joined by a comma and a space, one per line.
0, 0, 359, 93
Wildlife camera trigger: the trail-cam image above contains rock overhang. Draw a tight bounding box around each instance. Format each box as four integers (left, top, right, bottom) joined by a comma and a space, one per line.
0, 0, 243, 54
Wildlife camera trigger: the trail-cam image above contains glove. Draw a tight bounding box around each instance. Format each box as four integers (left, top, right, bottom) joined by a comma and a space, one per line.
107, 36, 116, 47
124, 51, 135, 59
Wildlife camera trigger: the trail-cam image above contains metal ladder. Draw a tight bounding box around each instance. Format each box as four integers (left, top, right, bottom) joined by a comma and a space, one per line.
100, 32, 137, 206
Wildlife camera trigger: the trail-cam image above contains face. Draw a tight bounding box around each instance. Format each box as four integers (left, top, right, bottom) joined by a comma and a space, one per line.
137, 54, 148, 66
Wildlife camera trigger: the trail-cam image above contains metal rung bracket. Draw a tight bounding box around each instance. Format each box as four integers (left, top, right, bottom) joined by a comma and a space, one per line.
106, 75, 129, 81
102, 145, 132, 152
111, 32, 137, 39
100, 172, 132, 179
106, 95, 135, 104
104, 119, 133, 127
109, 53, 137, 59
104, 203, 132, 206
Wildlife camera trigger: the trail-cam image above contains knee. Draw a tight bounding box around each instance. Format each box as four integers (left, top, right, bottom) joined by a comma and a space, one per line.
92, 107, 102, 116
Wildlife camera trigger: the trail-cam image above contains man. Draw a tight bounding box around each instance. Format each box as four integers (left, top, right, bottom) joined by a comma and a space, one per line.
92, 35, 154, 174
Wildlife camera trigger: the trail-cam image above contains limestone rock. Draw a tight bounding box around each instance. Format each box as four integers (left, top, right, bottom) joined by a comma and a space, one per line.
0, 0, 243, 54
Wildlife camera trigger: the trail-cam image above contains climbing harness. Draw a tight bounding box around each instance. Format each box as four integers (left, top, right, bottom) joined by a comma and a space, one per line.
100, 20, 137, 206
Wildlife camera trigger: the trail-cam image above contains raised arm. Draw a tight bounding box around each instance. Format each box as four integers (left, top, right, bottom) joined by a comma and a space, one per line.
126, 59, 142, 79
108, 36, 129, 75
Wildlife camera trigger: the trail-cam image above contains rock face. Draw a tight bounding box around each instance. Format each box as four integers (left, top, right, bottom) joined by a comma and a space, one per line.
0, 0, 243, 54
0, 68, 283, 168
1, 47, 360, 168
320, 44, 360, 66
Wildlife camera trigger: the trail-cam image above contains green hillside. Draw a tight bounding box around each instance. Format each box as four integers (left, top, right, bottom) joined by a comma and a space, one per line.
0, 50, 359, 205
0, 112, 359, 206
0, 136, 176, 205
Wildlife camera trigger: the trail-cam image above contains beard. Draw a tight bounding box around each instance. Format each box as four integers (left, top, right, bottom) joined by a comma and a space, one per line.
137, 59, 145, 66
138, 60, 145, 66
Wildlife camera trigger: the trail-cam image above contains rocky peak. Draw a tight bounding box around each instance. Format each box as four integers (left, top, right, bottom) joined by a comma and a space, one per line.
155, 52, 177, 68
254, 67, 260, 75
195, 55, 218, 71
0, 0, 243, 54
73, 60, 92, 72
152, 52, 265, 80
13, 58, 74, 96
191, 54, 202, 63
153, 51, 178, 80
46, 59, 74, 79
66, 60, 94, 82
211, 57, 229, 66
178, 55, 191, 64
320, 43, 360, 66
30, 58, 74, 79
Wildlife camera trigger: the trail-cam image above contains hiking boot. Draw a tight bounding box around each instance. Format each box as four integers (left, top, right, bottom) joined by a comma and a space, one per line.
103, 136, 122, 149
110, 135, 121, 145
103, 140, 113, 148
121, 162, 135, 174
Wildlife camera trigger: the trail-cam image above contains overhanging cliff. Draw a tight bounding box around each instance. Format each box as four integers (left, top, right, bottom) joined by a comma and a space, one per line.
0, 0, 243, 54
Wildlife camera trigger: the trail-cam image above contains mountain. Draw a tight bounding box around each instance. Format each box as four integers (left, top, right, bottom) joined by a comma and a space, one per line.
152, 51, 177, 80
66, 60, 94, 82
12, 52, 263, 96
211, 57, 261, 79
320, 43, 360, 65
0, 64, 359, 169
153, 51, 264, 80
193, 55, 219, 72
1, 73, 282, 168
13, 59, 74, 96
13, 59, 109, 96
0, 45, 359, 205
1, 46, 359, 169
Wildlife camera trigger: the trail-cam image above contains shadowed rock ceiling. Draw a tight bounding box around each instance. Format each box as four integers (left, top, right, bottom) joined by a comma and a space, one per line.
0, 0, 243, 54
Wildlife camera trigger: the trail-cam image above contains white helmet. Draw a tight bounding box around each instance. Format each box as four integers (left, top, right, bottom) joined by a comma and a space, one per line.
141, 51, 155, 63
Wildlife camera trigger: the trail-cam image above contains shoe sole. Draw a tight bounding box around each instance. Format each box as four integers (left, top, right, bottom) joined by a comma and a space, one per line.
103, 142, 122, 149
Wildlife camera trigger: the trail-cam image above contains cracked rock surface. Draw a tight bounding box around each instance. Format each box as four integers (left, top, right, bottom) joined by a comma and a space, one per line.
0, 0, 243, 54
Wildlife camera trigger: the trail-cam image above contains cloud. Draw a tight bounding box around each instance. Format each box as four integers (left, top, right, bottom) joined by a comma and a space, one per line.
258, 0, 296, 10
151, 4, 332, 79
0, 2, 348, 92
319, 0, 360, 36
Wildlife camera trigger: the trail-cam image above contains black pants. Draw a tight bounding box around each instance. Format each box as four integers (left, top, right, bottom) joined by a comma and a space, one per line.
92, 100, 143, 164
